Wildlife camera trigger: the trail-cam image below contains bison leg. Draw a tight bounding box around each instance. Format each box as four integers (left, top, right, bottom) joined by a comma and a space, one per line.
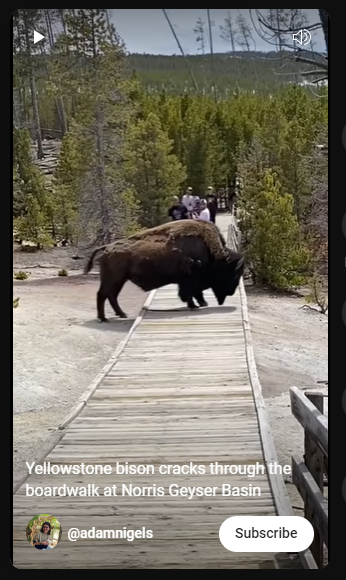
194, 290, 208, 308
187, 297, 199, 310
97, 284, 109, 323
108, 280, 128, 319
178, 286, 197, 308
178, 280, 199, 310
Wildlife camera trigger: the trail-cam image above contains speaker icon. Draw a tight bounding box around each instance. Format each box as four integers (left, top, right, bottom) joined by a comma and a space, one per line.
292, 29, 312, 46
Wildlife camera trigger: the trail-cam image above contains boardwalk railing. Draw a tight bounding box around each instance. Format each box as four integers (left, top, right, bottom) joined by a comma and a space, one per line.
228, 216, 319, 570
290, 387, 328, 568
227, 215, 242, 252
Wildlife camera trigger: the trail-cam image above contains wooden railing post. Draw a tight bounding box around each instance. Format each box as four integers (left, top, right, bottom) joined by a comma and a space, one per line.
304, 393, 324, 568
290, 387, 328, 569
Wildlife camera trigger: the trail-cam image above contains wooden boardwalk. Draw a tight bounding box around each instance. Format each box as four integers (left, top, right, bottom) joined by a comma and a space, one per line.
13, 216, 308, 569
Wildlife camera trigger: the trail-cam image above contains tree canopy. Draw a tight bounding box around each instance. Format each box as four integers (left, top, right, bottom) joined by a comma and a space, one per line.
12, 9, 328, 291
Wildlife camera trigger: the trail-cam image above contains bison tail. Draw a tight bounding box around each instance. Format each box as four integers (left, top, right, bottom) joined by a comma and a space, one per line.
83, 246, 107, 275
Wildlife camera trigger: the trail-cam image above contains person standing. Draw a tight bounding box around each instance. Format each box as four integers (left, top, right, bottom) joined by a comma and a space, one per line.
168, 196, 188, 221
228, 182, 236, 214
182, 187, 195, 218
196, 199, 211, 222
206, 187, 217, 224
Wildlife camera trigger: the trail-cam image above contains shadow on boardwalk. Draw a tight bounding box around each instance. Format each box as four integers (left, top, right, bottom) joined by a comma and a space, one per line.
144, 306, 237, 318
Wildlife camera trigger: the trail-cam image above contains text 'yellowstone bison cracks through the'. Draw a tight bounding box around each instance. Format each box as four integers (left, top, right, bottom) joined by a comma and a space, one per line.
83, 220, 245, 322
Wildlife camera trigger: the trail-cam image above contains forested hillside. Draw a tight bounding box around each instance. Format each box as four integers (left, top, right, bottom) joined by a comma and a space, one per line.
13, 9, 328, 295
126, 51, 323, 95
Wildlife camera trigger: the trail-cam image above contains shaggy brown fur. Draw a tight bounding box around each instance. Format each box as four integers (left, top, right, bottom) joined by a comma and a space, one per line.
84, 221, 228, 276
84, 235, 204, 321
128, 220, 227, 259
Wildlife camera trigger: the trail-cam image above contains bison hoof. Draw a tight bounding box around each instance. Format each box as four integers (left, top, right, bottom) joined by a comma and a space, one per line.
188, 305, 199, 311
199, 301, 208, 308
99, 318, 109, 323
119, 313, 128, 319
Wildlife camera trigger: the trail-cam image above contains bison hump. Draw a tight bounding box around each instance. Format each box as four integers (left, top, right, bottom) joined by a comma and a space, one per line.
128, 221, 226, 259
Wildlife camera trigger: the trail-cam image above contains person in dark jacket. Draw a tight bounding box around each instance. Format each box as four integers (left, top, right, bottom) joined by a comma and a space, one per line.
206, 187, 217, 224
228, 184, 236, 214
168, 196, 189, 221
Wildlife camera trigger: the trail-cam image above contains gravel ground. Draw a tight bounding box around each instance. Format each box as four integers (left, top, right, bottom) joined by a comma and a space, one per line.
13, 244, 328, 552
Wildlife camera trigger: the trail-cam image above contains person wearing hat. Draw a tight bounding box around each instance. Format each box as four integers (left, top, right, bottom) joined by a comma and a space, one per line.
206, 187, 217, 224
168, 196, 188, 221
182, 187, 195, 218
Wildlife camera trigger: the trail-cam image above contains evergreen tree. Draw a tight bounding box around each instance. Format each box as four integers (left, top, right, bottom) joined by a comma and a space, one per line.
243, 170, 311, 289
13, 128, 53, 247
52, 9, 139, 245
123, 113, 186, 228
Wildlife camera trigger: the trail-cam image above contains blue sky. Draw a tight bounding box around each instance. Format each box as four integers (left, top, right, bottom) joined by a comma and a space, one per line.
109, 9, 325, 55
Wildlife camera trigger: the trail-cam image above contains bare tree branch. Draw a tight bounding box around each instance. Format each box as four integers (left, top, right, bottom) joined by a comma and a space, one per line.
248, 9, 328, 85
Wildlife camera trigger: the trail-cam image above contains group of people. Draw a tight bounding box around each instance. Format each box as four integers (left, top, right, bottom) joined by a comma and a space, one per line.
168, 187, 217, 224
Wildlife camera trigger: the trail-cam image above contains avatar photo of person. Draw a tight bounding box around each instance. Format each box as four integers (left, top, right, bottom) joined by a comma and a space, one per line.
26, 514, 62, 550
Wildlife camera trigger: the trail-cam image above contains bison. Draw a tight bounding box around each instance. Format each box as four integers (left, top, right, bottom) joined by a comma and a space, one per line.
84, 220, 244, 322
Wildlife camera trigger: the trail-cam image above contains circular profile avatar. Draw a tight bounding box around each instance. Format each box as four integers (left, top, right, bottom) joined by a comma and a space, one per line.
26, 514, 62, 550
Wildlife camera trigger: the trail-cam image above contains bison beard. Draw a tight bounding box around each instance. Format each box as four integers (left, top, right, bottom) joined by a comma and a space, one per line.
83, 220, 244, 322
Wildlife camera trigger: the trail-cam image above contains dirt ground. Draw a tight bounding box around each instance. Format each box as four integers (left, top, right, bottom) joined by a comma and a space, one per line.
13, 244, 149, 483
13, 244, 328, 524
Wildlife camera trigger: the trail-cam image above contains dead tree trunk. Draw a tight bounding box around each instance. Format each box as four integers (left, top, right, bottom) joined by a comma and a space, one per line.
91, 12, 111, 244
44, 9, 68, 135
318, 10, 329, 54
14, 12, 29, 126
95, 104, 112, 244
22, 12, 44, 159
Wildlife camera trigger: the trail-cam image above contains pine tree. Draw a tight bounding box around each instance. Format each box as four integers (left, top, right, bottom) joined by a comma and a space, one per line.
13, 128, 53, 247
52, 9, 139, 245
123, 113, 186, 228
15, 195, 53, 248
13, 10, 44, 158
243, 170, 311, 289
50, 132, 82, 242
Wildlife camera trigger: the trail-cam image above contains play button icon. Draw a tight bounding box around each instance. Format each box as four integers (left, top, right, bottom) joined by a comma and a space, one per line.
34, 30, 44, 44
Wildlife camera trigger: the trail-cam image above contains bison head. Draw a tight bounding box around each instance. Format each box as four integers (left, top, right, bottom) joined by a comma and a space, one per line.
211, 252, 245, 305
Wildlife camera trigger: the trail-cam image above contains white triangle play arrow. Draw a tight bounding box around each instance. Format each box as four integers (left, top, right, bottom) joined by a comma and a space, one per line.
34, 30, 45, 44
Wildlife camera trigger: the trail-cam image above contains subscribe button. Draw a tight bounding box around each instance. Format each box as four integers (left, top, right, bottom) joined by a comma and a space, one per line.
219, 516, 314, 552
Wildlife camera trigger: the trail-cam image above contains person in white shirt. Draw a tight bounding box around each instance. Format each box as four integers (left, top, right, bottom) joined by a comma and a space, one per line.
182, 187, 195, 217
196, 199, 210, 222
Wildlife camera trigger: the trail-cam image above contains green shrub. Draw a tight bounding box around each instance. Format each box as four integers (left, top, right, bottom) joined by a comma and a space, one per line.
14, 271, 29, 281
242, 170, 311, 290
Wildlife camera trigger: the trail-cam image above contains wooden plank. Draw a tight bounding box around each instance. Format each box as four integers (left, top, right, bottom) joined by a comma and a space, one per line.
11, 542, 284, 569
58, 289, 157, 431
292, 456, 328, 550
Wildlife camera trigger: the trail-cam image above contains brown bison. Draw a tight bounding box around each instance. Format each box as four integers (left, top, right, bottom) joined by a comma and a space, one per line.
84, 220, 244, 322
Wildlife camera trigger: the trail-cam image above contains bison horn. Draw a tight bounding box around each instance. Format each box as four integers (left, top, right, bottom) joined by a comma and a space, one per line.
235, 257, 245, 271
